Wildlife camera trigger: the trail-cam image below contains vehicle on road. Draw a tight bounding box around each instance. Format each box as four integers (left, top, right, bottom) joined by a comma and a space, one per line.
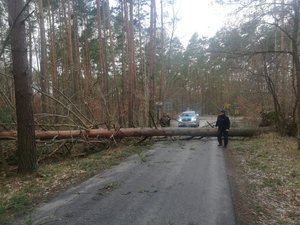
178, 111, 200, 127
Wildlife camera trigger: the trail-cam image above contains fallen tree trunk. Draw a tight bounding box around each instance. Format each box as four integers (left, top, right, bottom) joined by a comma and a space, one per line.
0, 127, 272, 140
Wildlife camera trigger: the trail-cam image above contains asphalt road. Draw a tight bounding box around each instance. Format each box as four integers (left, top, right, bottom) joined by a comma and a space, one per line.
21, 136, 236, 225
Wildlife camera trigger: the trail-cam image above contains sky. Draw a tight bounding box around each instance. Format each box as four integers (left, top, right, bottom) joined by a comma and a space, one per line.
172, 0, 234, 46
110, 0, 235, 47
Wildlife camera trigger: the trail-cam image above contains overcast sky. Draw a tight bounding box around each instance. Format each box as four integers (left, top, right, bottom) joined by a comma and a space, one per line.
110, 0, 235, 47
173, 0, 235, 46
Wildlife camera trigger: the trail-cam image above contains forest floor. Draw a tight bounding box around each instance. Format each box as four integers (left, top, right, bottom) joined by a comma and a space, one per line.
0, 132, 299, 224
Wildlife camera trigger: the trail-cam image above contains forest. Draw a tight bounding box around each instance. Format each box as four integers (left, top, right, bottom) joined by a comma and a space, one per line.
0, 0, 300, 173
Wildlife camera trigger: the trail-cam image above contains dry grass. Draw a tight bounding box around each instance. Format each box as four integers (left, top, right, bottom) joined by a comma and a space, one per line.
230, 133, 300, 225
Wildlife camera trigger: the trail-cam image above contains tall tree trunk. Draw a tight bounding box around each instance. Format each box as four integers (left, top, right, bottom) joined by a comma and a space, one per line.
148, 0, 157, 126
72, 2, 82, 104
83, 29, 93, 98
96, 0, 105, 122
107, 0, 121, 126
48, 0, 58, 113
7, 0, 37, 173
137, 0, 148, 126
292, 0, 300, 149
38, 0, 48, 113
62, 0, 75, 99
102, 2, 109, 97
27, 5, 33, 79
66, 0, 75, 100
127, 0, 136, 127
120, 0, 127, 127
159, 0, 165, 117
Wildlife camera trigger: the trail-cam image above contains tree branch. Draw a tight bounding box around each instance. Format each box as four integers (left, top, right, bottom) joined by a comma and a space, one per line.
32, 87, 90, 128
208, 50, 292, 57
0, 0, 33, 59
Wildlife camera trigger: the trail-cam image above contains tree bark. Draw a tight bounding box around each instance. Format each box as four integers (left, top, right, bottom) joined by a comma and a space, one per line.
7, 0, 37, 173
127, 0, 136, 127
0, 127, 271, 140
38, 0, 48, 113
148, 0, 157, 126
48, 0, 58, 113
291, 0, 300, 149
107, 0, 121, 126
72, 2, 82, 104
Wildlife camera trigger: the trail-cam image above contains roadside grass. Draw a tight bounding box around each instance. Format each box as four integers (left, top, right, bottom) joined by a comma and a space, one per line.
0, 139, 151, 224
231, 133, 300, 225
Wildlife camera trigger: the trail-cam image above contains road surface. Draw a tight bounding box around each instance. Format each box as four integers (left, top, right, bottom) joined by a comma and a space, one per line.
20, 136, 236, 225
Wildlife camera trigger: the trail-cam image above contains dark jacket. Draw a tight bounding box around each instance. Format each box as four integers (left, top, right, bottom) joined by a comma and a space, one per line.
216, 114, 230, 130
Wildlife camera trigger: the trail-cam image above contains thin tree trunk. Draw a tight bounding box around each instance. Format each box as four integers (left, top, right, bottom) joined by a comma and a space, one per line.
83, 29, 93, 98
61, 0, 69, 94
127, 0, 136, 127
120, 0, 127, 127
96, 0, 105, 121
48, 0, 58, 112
38, 0, 48, 113
102, 2, 109, 97
292, 0, 300, 149
148, 0, 157, 126
72, 2, 82, 104
66, 0, 75, 100
159, 0, 165, 117
137, 0, 148, 126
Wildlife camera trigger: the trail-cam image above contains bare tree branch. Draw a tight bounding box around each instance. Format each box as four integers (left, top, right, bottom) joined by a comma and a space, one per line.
0, 0, 33, 58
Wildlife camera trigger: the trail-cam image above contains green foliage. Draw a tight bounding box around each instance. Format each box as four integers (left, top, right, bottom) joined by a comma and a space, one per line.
7, 192, 31, 213
259, 111, 276, 126
263, 177, 285, 188
0, 107, 13, 124
79, 161, 97, 171
0, 204, 6, 223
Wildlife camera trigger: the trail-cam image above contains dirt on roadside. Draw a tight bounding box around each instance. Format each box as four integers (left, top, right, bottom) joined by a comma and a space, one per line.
225, 145, 259, 225
224, 134, 300, 225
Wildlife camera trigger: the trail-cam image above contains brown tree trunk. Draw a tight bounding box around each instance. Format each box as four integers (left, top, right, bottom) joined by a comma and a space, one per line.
158, 0, 166, 120
120, 0, 127, 127
62, 0, 74, 99
38, 0, 48, 113
0, 128, 271, 140
107, 0, 121, 126
96, 0, 106, 122
137, 0, 148, 126
7, 0, 37, 173
48, 0, 58, 113
291, 0, 300, 149
148, 0, 157, 126
126, 0, 136, 127
72, 4, 82, 104
83, 29, 93, 98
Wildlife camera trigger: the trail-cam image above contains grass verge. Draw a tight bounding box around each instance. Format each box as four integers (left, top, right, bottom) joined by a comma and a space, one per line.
228, 133, 300, 225
0, 139, 151, 224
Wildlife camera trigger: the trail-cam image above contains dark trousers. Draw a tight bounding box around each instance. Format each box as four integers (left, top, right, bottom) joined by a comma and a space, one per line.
218, 129, 228, 146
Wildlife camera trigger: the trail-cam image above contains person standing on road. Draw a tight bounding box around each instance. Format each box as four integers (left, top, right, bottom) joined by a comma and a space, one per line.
215, 110, 230, 148
159, 112, 171, 127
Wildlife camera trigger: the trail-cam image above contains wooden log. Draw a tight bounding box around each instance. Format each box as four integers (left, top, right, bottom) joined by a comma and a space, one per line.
0, 127, 272, 140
